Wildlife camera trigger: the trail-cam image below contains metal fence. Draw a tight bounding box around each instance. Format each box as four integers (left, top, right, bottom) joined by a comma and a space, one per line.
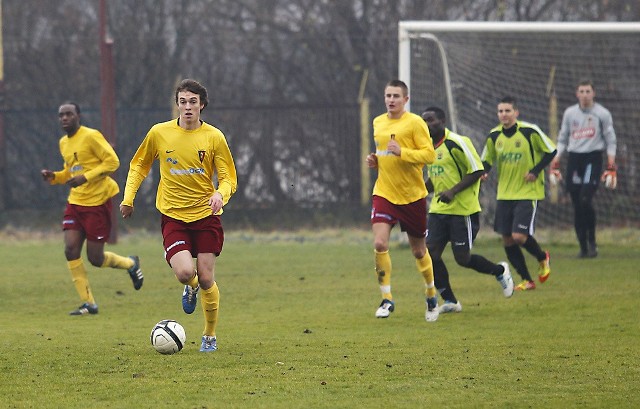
1, 104, 369, 230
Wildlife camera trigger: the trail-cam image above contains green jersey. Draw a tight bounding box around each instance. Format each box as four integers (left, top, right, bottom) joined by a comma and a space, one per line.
481, 120, 556, 200
427, 129, 483, 216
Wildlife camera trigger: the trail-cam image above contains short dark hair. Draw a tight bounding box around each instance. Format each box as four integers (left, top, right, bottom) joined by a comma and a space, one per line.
423, 106, 446, 121
175, 79, 209, 111
60, 101, 81, 115
385, 79, 409, 96
577, 78, 594, 90
500, 96, 517, 109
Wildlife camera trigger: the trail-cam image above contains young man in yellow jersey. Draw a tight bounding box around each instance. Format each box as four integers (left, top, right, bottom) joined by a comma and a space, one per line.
120, 79, 237, 352
41, 102, 143, 316
366, 79, 438, 322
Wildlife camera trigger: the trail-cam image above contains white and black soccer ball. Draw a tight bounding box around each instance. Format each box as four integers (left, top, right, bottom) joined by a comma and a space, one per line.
150, 320, 186, 354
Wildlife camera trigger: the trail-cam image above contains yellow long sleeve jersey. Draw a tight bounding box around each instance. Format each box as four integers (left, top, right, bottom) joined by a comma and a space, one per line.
51, 125, 120, 206
122, 119, 237, 223
372, 111, 435, 204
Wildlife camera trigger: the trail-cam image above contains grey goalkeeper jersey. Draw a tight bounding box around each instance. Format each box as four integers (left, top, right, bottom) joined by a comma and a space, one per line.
557, 102, 616, 157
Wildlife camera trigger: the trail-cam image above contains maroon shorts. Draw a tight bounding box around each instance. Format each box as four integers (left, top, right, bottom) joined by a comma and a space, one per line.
161, 214, 224, 264
370, 195, 427, 238
62, 201, 112, 242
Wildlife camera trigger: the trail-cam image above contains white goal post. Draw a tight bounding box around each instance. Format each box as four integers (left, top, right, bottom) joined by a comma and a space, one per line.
397, 21, 640, 228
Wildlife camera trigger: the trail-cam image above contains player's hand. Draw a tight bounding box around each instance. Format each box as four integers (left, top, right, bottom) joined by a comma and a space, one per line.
480, 172, 489, 181
601, 164, 617, 189
120, 204, 134, 218
66, 175, 87, 188
41, 169, 55, 182
366, 153, 378, 169
524, 172, 537, 183
387, 139, 401, 156
209, 192, 224, 214
437, 190, 455, 204
549, 162, 562, 186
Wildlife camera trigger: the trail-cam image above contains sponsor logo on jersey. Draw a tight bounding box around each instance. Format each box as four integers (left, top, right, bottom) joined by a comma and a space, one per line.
166, 157, 178, 164
571, 127, 596, 140
170, 167, 205, 175
499, 152, 523, 162
428, 164, 445, 176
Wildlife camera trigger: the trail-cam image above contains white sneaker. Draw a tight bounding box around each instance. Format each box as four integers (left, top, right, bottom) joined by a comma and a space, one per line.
439, 300, 462, 314
425, 297, 439, 322
375, 299, 395, 318
497, 262, 514, 298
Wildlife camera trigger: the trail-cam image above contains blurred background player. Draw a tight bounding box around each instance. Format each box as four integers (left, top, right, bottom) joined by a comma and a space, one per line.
422, 107, 513, 314
549, 79, 617, 258
366, 79, 438, 322
481, 97, 556, 291
120, 79, 237, 352
41, 102, 143, 316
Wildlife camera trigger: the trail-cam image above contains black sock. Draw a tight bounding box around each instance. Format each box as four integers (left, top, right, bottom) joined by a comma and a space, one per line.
467, 254, 503, 276
433, 258, 456, 303
522, 236, 546, 261
505, 244, 532, 281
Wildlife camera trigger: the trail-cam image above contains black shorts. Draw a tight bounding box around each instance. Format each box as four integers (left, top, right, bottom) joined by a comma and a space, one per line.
493, 200, 538, 236
566, 151, 603, 193
426, 212, 480, 250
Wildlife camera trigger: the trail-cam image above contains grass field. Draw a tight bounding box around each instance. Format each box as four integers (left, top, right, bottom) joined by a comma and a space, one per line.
0, 228, 638, 408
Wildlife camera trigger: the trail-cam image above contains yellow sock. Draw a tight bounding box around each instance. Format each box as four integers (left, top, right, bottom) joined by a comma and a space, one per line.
101, 251, 134, 269
68, 258, 95, 304
187, 272, 199, 289
416, 251, 436, 298
375, 250, 392, 300
201, 282, 219, 337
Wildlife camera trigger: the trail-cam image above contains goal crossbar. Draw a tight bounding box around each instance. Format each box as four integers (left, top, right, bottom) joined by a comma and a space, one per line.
398, 21, 640, 113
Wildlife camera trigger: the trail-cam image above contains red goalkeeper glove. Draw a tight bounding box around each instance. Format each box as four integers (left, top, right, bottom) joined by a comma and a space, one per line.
549, 163, 562, 186
601, 164, 617, 189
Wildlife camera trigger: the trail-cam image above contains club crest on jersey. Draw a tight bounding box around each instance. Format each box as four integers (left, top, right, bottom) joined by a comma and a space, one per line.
198, 150, 205, 163
437, 152, 443, 160
515, 141, 521, 148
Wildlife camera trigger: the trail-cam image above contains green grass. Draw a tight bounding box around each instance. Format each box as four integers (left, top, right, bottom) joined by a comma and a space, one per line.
0, 229, 638, 408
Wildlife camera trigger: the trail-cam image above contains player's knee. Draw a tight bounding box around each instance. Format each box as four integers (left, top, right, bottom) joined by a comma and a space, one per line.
373, 240, 389, 253
87, 253, 104, 267
64, 247, 81, 261
512, 234, 527, 246
453, 253, 471, 267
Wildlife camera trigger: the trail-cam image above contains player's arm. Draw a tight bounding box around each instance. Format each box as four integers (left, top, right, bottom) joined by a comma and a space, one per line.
479, 137, 494, 179
50, 142, 72, 184
529, 150, 557, 177
425, 177, 434, 193
600, 109, 617, 189
120, 132, 156, 216
212, 134, 238, 208
438, 170, 484, 204
83, 132, 120, 182
601, 154, 618, 189
439, 140, 484, 203
397, 120, 436, 164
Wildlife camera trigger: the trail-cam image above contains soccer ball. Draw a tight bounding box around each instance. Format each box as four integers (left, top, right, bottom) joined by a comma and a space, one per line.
150, 320, 186, 354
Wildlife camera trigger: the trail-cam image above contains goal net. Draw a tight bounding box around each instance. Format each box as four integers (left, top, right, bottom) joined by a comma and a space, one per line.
399, 21, 640, 230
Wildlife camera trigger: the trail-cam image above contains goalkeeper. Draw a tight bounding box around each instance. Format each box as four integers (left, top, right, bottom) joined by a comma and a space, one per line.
549, 79, 617, 258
